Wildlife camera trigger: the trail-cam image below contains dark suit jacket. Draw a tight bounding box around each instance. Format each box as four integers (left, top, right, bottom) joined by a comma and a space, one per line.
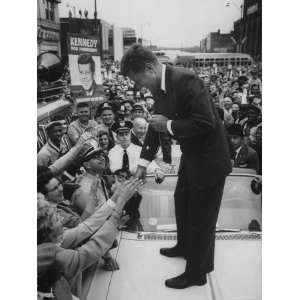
131, 130, 172, 164
131, 131, 143, 147
140, 65, 232, 186
234, 143, 258, 171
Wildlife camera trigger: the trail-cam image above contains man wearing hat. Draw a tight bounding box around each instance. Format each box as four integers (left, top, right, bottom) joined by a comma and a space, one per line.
38, 121, 64, 167
131, 103, 145, 120
123, 99, 134, 118
72, 147, 120, 271
227, 124, 258, 171
145, 94, 155, 116
108, 120, 164, 179
96, 102, 116, 148
241, 104, 261, 138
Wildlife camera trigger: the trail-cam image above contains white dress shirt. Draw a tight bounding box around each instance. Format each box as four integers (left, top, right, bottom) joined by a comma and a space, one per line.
109, 143, 160, 174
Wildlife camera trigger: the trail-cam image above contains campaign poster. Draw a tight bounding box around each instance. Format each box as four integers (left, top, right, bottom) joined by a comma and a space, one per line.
67, 34, 105, 112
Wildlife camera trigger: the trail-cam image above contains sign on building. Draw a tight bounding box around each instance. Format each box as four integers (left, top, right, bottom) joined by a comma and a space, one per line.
67, 34, 104, 111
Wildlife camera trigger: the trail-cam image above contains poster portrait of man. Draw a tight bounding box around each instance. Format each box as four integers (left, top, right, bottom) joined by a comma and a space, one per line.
77, 53, 104, 97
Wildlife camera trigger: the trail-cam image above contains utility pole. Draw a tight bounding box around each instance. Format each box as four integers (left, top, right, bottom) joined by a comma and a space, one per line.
94, 0, 98, 19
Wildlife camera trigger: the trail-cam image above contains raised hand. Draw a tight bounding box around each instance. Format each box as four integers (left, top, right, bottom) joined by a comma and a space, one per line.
76, 132, 94, 146
114, 178, 143, 211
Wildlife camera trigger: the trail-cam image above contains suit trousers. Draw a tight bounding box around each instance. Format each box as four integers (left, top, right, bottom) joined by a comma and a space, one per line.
174, 158, 225, 278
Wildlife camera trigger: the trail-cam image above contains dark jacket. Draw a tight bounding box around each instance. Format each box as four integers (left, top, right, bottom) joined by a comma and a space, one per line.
140, 65, 232, 186
131, 130, 172, 164
131, 131, 143, 147
234, 143, 258, 171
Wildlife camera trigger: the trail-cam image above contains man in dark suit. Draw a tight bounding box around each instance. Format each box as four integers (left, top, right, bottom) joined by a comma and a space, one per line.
120, 44, 232, 289
228, 124, 259, 171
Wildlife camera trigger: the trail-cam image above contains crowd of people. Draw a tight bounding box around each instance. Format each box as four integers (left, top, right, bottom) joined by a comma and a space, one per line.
37, 57, 262, 299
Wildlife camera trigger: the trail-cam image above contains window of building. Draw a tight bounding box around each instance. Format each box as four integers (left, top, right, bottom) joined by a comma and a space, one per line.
45, 1, 55, 21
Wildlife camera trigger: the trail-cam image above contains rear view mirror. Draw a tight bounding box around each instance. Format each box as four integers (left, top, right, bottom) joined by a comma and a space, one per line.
37, 52, 65, 82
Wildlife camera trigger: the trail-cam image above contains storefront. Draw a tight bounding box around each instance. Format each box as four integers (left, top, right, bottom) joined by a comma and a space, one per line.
37, 20, 61, 56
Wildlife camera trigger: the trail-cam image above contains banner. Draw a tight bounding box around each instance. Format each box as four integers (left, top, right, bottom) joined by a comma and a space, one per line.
67, 34, 104, 110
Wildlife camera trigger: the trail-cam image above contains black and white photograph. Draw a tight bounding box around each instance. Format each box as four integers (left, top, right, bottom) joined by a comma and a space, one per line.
36, 1, 263, 299
3, 0, 299, 299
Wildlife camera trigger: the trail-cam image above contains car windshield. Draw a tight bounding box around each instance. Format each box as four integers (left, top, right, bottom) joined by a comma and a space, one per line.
122, 173, 262, 233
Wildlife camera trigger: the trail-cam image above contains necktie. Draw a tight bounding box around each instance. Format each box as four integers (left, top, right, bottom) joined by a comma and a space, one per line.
122, 149, 129, 171
100, 178, 109, 201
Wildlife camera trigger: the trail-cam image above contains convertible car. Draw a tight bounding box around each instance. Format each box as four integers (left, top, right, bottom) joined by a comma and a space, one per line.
84, 171, 262, 300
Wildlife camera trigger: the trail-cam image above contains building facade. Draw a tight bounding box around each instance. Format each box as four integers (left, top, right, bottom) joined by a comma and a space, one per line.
200, 30, 235, 53
233, 0, 262, 61
101, 20, 112, 54
37, 0, 61, 55
108, 27, 137, 58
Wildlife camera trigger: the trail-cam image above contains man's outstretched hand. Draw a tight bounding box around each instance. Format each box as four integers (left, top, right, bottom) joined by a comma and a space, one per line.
148, 114, 169, 133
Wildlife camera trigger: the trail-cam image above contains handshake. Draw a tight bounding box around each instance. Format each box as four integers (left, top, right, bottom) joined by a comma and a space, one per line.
134, 165, 165, 184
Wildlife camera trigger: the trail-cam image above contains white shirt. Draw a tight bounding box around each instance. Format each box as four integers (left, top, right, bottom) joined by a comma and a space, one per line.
235, 146, 242, 159
109, 143, 160, 175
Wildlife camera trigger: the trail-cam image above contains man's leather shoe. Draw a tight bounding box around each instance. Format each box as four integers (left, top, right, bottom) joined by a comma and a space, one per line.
165, 272, 207, 289
160, 246, 185, 258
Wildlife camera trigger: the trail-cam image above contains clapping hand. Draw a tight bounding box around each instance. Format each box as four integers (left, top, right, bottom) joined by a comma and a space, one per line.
113, 178, 143, 212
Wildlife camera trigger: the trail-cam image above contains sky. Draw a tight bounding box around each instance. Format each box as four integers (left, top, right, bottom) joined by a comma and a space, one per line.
59, 0, 243, 47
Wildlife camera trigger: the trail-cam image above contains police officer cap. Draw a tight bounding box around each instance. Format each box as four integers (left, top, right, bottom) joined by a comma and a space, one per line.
227, 124, 243, 137
144, 93, 153, 100
132, 103, 144, 112
112, 120, 133, 133
98, 102, 113, 114
82, 147, 106, 162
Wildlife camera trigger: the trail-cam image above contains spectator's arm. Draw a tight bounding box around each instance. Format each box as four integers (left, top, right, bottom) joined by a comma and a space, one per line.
56, 218, 119, 281
67, 125, 80, 146
61, 202, 114, 249
37, 152, 50, 167
49, 144, 82, 177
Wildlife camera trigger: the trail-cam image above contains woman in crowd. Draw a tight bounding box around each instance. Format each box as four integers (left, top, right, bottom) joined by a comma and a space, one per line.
38, 178, 142, 300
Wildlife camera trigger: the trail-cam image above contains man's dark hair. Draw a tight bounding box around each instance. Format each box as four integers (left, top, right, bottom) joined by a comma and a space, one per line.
114, 168, 131, 178
77, 102, 90, 109
37, 166, 54, 195
78, 53, 95, 73
120, 44, 159, 77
